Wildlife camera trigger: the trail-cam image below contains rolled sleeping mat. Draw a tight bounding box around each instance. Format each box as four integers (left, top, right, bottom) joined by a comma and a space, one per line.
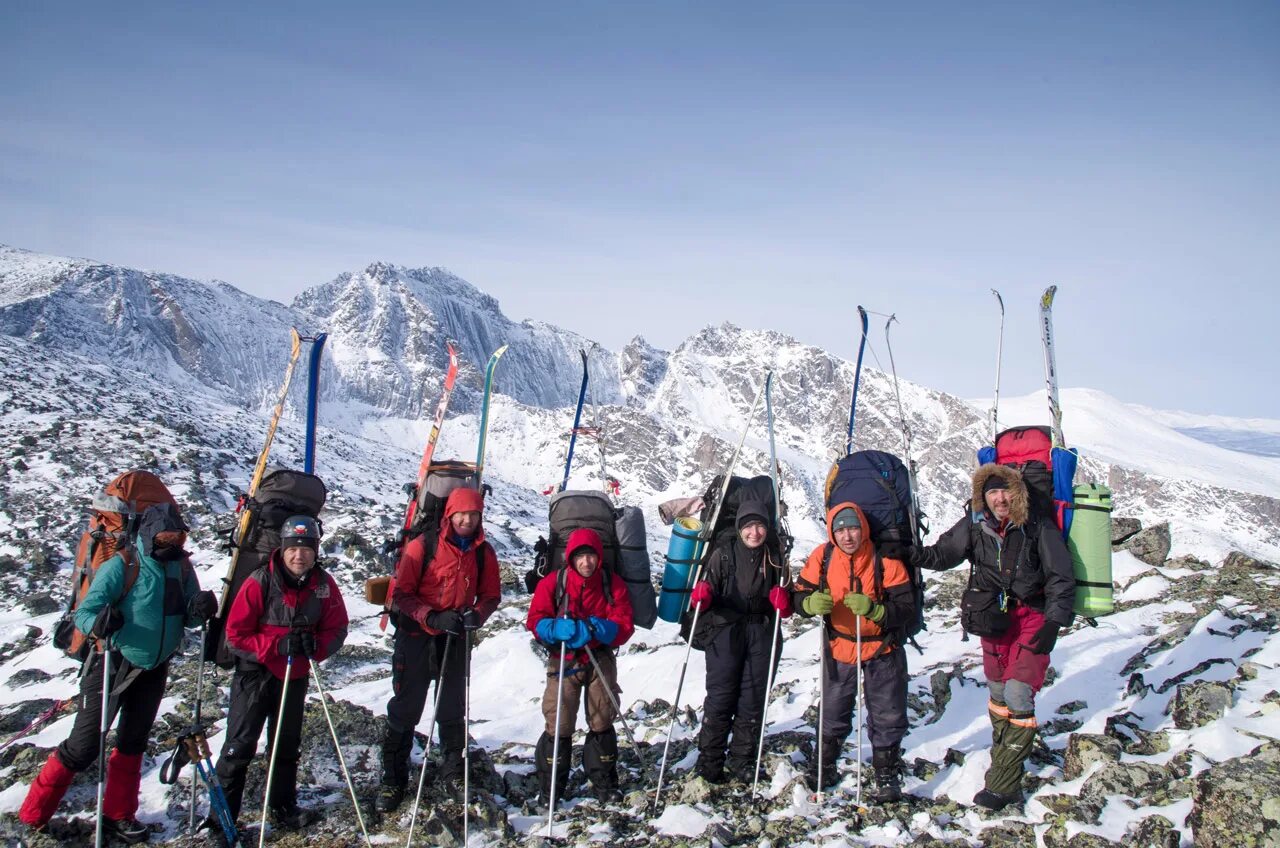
1068, 482, 1114, 618
615, 505, 658, 630
658, 517, 703, 623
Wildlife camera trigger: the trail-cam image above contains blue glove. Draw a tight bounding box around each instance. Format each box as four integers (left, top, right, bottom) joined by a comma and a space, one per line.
565, 619, 591, 649
535, 617, 580, 645
588, 616, 619, 645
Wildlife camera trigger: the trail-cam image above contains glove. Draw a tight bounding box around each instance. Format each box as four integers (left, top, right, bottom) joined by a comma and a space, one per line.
588, 616, 620, 645
565, 619, 591, 650
801, 590, 834, 617
535, 617, 580, 645
843, 592, 885, 623
91, 606, 124, 640
768, 586, 793, 617
690, 581, 713, 612
298, 631, 317, 658
276, 632, 307, 657
1027, 621, 1061, 655
461, 608, 482, 632
877, 541, 916, 564
188, 590, 218, 621
426, 609, 465, 635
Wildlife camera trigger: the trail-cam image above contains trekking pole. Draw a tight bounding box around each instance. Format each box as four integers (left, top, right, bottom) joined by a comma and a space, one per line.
855, 613, 863, 810
406, 633, 455, 848
653, 597, 702, 812
752, 606, 782, 797
309, 661, 372, 847
189, 622, 208, 833
259, 655, 293, 848
546, 640, 567, 838
582, 643, 649, 774
94, 644, 112, 848
463, 630, 471, 847
815, 629, 826, 805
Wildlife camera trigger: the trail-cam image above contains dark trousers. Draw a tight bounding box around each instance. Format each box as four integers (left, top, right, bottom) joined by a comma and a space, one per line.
57, 652, 168, 771
382, 626, 467, 786
820, 646, 908, 750
214, 662, 309, 819
698, 618, 776, 767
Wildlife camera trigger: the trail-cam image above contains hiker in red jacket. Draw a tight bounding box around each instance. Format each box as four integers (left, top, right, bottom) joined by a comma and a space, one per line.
376, 487, 501, 813
210, 515, 348, 831
526, 528, 635, 804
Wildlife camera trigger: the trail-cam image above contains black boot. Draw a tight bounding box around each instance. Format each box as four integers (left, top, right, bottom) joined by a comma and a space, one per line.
584, 728, 620, 802
103, 817, 150, 844
438, 720, 467, 786
377, 722, 414, 812
534, 732, 571, 807
805, 736, 842, 792
695, 749, 726, 784
871, 745, 903, 803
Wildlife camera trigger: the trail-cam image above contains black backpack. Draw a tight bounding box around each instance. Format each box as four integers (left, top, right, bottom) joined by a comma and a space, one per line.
697, 474, 792, 563
209, 467, 327, 667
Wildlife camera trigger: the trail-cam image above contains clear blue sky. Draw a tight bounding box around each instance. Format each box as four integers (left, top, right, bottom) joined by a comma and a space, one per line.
3, 2, 1277, 417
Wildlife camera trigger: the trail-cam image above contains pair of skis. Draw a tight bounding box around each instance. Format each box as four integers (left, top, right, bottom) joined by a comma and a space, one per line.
558, 344, 613, 495
986, 285, 1067, 449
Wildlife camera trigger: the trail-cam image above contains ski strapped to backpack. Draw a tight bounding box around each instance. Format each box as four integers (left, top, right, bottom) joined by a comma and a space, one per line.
54, 470, 179, 659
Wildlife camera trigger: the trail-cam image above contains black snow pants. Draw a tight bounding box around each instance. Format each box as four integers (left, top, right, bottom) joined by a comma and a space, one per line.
381, 624, 467, 787
698, 616, 777, 771
57, 652, 169, 771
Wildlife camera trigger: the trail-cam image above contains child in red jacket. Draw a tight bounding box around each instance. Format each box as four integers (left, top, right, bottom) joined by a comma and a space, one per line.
526, 528, 634, 804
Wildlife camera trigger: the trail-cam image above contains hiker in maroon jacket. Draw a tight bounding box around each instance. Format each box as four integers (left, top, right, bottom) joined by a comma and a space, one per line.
209, 515, 348, 831
526, 528, 635, 804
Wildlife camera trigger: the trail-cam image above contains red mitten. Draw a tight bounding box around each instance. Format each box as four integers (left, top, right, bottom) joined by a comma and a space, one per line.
690, 581, 713, 612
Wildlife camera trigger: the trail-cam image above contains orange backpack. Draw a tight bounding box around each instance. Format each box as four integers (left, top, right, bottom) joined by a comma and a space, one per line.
53, 470, 179, 659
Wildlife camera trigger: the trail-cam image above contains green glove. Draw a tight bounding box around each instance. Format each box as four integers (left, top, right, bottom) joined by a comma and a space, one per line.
843, 592, 886, 622
802, 590, 834, 616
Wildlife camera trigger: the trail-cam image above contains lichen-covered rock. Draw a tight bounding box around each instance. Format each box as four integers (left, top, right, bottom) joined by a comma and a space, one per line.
1063, 733, 1122, 780
1169, 679, 1232, 730
1124, 814, 1180, 848
1123, 523, 1171, 566
1188, 742, 1280, 847
1079, 761, 1170, 805
979, 821, 1039, 847
1111, 516, 1142, 545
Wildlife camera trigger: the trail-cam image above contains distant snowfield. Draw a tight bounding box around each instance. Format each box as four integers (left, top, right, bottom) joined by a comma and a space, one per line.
972, 388, 1280, 500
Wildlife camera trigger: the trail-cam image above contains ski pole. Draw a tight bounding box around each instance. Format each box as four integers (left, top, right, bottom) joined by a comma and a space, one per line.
463, 629, 471, 847
652, 597, 704, 813
752, 606, 782, 797
581, 643, 648, 775
94, 644, 112, 848
855, 612, 863, 810
546, 640, 568, 838
815, 628, 826, 805
189, 622, 208, 833
259, 655, 293, 848
406, 632, 454, 848
309, 661, 372, 847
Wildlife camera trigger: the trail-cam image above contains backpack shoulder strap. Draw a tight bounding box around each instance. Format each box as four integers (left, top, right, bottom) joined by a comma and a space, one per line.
119, 548, 140, 601
819, 542, 834, 593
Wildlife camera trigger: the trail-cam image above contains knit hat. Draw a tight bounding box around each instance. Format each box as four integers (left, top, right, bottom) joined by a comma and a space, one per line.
982, 475, 1011, 495
831, 507, 861, 532
735, 501, 769, 532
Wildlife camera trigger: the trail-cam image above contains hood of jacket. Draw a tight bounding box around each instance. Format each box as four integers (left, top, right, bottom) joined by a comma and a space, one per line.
970, 463, 1029, 526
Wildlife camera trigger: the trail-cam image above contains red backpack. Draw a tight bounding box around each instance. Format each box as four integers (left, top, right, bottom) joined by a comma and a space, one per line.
53, 470, 179, 659
992, 426, 1061, 529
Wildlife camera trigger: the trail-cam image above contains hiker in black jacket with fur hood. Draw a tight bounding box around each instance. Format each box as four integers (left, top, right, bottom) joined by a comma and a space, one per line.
905, 463, 1075, 811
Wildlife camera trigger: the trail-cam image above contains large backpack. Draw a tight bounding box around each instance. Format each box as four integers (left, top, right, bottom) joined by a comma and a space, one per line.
823, 450, 925, 642
53, 470, 180, 660
697, 474, 789, 559
978, 425, 1077, 537
367, 460, 485, 629
208, 467, 327, 667
524, 490, 657, 630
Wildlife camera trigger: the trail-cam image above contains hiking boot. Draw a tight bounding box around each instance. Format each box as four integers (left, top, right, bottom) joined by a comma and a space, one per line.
871, 745, 903, 804
270, 804, 319, 831
592, 783, 622, 804
695, 755, 725, 784
103, 817, 151, 844
375, 782, 405, 813
973, 788, 1022, 811
726, 757, 757, 785
805, 736, 841, 792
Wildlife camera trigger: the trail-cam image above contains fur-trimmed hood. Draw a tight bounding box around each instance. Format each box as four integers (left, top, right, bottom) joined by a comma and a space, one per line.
970, 463, 1029, 526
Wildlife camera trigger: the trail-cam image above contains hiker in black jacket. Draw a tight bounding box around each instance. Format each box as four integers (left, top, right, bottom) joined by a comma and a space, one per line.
907, 463, 1075, 810
688, 502, 792, 783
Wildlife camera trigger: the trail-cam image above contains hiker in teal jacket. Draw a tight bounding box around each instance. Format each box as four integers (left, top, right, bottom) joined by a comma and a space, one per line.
20, 502, 218, 843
